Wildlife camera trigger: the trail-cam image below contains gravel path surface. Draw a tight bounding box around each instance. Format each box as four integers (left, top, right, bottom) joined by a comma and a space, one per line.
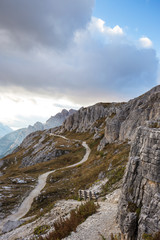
0, 133, 121, 240
63, 190, 121, 240
0, 136, 91, 234
0, 190, 121, 240
0, 200, 82, 240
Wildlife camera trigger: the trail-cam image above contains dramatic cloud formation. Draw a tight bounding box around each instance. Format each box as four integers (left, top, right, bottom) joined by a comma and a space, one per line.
0, 0, 94, 49
139, 37, 153, 48
0, 1, 159, 127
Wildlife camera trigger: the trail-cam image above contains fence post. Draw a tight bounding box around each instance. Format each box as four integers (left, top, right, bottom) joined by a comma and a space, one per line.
89, 191, 92, 201
84, 190, 87, 201
78, 190, 82, 200
93, 192, 98, 201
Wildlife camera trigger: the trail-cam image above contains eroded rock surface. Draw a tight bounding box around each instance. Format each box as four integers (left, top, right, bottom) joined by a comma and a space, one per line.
105, 85, 160, 144
61, 102, 124, 133
60, 85, 160, 151
118, 126, 160, 240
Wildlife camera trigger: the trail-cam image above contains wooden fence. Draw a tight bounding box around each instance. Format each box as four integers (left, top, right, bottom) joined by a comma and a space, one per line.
78, 190, 98, 201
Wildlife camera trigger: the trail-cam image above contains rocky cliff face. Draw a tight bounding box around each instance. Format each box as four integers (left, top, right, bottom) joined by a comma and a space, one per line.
18, 130, 70, 167
104, 85, 160, 144
118, 125, 160, 240
60, 86, 160, 151
61, 103, 124, 133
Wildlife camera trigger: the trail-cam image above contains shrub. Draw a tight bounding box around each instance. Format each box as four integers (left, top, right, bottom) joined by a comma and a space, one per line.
34, 225, 50, 235
127, 201, 141, 218
143, 232, 160, 240
111, 233, 121, 240
39, 201, 99, 240
153, 231, 160, 240
99, 233, 107, 240
143, 233, 153, 240
102, 167, 125, 194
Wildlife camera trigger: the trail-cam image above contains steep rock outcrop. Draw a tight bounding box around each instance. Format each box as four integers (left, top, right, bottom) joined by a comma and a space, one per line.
61, 103, 124, 133
104, 85, 160, 144
19, 130, 69, 167
60, 86, 160, 151
118, 126, 160, 240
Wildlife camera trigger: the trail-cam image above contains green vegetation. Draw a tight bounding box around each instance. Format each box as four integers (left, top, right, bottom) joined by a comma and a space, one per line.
0, 122, 130, 220
0, 134, 85, 218
111, 233, 121, 240
127, 201, 141, 218
34, 225, 50, 236
143, 233, 153, 240
109, 112, 116, 119
143, 232, 160, 240
26, 134, 129, 218
99, 233, 107, 240
153, 232, 160, 240
102, 166, 126, 194
92, 117, 106, 128
149, 122, 160, 128
38, 201, 98, 240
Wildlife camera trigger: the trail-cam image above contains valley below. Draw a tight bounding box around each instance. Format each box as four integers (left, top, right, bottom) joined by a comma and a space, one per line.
0, 85, 160, 240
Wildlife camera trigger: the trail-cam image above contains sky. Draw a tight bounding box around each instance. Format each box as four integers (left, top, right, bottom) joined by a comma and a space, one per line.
0, 0, 160, 129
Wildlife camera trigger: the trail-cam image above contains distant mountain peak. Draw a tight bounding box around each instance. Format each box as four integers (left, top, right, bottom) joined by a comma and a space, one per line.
44, 109, 77, 129
0, 123, 13, 139
0, 108, 77, 158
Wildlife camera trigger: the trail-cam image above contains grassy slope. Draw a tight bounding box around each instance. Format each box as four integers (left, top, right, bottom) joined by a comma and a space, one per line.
0, 119, 130, 220
27, 132, 130, 218
0, 134, 85, 219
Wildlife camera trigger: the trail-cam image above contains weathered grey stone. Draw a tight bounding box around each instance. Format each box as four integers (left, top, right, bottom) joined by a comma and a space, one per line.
2, 220, 24, 233
105, 86, 160, 144
61, 103, 124, 134
60, 85, 160, 151
98, 171, 106, 180
118, 126, 160, 240
97, 137, 108, 151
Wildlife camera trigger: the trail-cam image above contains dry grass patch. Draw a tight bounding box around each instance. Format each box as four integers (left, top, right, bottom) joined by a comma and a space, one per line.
38, 201, 99, 240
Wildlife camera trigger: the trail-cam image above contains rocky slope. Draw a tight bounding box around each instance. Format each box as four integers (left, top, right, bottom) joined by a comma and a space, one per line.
0, 131, 85, 220
45, 109, 76, 129
0, 123, 12, 139
61, 85, 160, 150
0, 122, 44, 158
0, 85, 160, 240
60, 102, 125, 133
103, 85, 160, 144
118, 125, 160, 240
0, 109, 76, 158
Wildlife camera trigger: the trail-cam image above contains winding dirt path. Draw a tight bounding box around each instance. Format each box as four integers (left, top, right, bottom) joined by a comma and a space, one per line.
0, 136, 91, 231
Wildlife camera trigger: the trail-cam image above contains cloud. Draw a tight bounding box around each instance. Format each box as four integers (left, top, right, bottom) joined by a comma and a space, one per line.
0, 0, 94, 50
0, 3, 159, 109
139, 37, 153, 48
89, 18, 124, 36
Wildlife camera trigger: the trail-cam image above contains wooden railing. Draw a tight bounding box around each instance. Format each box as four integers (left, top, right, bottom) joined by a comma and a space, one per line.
78, 190, 98, 201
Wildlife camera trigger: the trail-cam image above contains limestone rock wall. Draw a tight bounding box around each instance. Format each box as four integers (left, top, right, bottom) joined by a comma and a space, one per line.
118, 126, 160, 240
61, 86, 160, 152
61, 103, 123, 133
105, 85, 160, 144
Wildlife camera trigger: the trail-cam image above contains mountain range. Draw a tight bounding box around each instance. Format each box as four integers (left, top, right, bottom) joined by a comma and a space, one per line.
0, 109, 76, 158
0, 86, 160, 240
0, 123, 13, 139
